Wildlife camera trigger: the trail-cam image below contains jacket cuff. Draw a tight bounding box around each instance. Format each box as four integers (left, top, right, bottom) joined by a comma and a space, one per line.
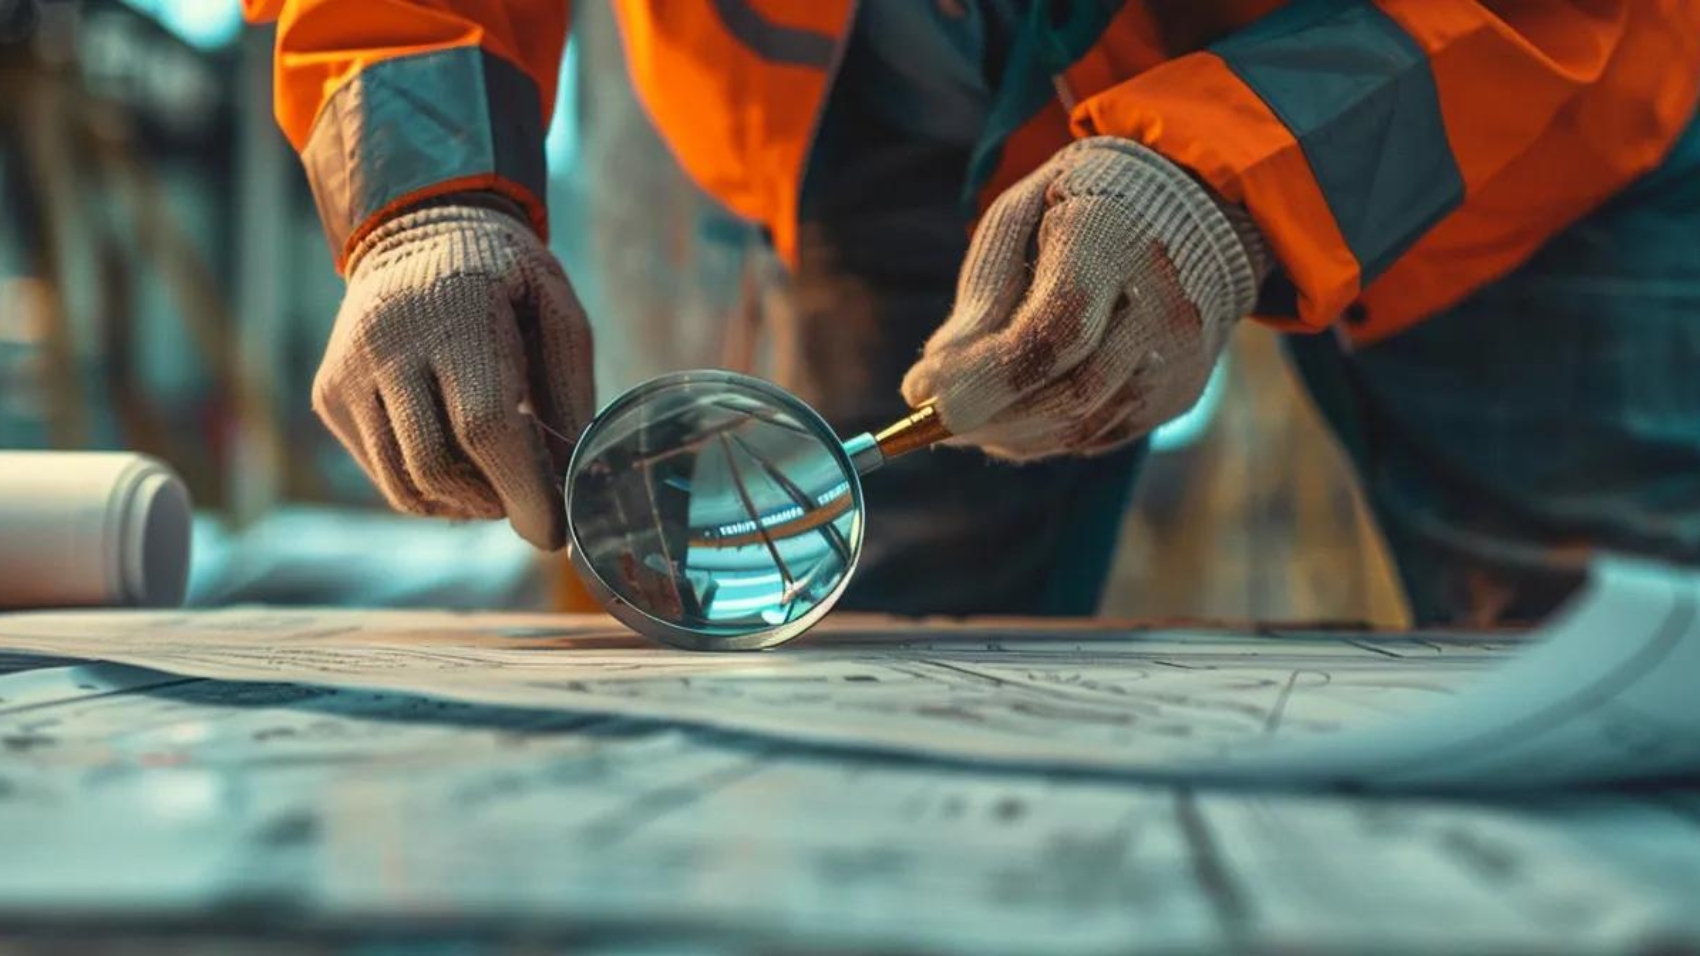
300, 46, 549, 274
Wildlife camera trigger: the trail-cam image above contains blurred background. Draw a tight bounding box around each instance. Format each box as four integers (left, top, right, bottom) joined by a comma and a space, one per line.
0, 0, 1405, 624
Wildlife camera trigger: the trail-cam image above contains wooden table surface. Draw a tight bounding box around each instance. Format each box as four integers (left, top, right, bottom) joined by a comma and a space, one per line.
2, 647, 1700, 955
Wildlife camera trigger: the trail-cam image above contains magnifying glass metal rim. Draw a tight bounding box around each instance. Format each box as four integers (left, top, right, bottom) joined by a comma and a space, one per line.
564, 369, 867, 652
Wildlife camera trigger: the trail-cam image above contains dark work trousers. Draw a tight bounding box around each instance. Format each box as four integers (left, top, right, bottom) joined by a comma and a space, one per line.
1286, 110, 1700, 626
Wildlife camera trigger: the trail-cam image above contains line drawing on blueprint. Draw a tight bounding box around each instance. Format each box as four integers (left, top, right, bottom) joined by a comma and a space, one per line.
1, 557, 1698, 788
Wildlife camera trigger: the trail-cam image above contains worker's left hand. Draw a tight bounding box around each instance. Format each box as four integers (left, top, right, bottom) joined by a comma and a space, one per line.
902, 137, 1270, 461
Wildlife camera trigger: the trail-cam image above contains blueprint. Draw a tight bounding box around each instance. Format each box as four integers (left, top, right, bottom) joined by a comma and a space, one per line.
0, 556, 1696, 789
5, 658, 1700, 952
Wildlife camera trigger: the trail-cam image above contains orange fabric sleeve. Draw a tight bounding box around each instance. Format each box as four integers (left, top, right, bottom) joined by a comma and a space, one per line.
1073, 1, 1700, 338
244, 1, 569, 270
246, 0, 568, 151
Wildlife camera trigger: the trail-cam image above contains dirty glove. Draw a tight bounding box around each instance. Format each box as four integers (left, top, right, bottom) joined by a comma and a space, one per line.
313, 200, 596, 549
902, 137, 1270, 461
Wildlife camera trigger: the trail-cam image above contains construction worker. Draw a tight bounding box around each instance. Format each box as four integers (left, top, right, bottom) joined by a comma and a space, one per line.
244, 1, 1700, 625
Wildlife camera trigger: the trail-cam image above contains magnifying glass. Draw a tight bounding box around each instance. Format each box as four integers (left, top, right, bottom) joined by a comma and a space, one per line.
563, 371, 949, 651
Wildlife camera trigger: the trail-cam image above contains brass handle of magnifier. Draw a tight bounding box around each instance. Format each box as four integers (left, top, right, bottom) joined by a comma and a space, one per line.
688, 405, 949, 550
843, 404, 952, 476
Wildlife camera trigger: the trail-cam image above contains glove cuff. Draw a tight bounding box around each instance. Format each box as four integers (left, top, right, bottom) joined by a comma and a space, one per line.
1065, 137, 1269, 329
346, 195, 538, 279
1217, 200, 1274, 302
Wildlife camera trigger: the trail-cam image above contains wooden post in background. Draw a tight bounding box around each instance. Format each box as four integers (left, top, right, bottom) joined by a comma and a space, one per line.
1102, 323, 1408, 626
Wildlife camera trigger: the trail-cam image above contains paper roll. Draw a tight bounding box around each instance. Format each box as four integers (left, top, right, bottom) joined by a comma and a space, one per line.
0, 452, 193, 609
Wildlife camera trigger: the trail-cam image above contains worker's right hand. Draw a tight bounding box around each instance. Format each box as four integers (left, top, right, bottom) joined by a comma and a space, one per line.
312, 201, 596, 551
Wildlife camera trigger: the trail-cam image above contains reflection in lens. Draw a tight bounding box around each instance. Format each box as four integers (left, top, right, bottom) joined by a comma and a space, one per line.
566, 374, 862, 648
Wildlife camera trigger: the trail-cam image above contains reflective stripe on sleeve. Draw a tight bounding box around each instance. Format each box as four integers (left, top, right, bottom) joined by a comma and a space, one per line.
1212, 1, 1464, 284
301, 46, 548, 263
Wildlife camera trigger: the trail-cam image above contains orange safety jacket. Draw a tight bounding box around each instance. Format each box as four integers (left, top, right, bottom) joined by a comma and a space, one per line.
244, 0, 1700, 345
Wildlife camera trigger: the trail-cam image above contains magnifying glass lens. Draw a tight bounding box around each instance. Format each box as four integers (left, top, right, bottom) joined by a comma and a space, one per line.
565, 374, 864, 650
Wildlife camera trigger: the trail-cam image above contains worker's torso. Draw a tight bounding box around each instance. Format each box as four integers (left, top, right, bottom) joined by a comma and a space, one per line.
608, 0, 1700, 340
609, 1, 1277, 260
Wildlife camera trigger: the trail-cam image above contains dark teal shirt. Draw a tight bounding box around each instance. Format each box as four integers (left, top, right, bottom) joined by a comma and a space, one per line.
847, 0, 1024, 148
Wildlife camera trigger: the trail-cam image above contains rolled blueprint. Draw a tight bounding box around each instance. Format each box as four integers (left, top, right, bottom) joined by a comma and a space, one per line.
0, 452, 192, 609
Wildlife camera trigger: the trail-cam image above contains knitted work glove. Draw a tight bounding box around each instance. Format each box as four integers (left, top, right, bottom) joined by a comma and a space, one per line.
902, 137, 1271, 461
313, 201, 596, 550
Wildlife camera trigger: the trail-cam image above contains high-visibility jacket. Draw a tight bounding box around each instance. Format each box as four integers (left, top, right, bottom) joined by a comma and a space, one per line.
243, 0, 1700, 344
